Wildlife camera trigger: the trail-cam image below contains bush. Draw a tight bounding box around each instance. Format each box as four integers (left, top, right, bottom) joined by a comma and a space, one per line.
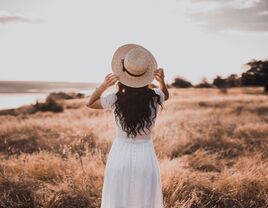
170, 76, 192, 88
0, 99, 63, 116
195, 78, 214, 88
31, 97, 63, 113
213, 74, 241, 89
46, 92, 85, 100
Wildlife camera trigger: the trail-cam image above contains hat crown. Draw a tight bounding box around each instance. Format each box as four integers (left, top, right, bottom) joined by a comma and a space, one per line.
124, 47, 151, 75
111, 43, 157, 88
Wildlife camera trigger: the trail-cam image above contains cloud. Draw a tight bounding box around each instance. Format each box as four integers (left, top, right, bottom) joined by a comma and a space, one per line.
0, 11, 33, 24
189, 0, 268, 32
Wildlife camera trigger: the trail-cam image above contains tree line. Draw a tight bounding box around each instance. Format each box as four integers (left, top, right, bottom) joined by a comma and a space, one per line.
170, 59, 268, 92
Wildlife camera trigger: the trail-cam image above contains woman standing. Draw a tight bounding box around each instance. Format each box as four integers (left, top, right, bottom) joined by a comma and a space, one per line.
87, 44, 169, 208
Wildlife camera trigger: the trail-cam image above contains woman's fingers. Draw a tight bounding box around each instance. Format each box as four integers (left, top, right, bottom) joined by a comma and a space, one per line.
159, 68, 164, 75
108, 75, 119, 81
154, 74, 161, 80
154, 69, 165, 82
111, 79, 118, 85
155, 75, 162, 80
105, 73, 113, 79
106, 74, 118, 80
154, 68, 164, 76
154, 71, 164, 78
106, 74, 119, 86
110, 76, 119, 83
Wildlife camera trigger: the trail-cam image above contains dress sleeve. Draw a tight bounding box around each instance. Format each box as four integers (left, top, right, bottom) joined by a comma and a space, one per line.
154, 88, 165, 103
100, 92, 117, 109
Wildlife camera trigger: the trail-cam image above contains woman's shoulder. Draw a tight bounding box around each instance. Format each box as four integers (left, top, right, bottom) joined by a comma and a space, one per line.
100, 92, 117, 109
152, 88, 165, 103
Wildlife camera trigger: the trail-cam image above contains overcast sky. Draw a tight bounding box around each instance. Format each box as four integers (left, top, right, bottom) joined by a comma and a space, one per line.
0, 0, 267, 84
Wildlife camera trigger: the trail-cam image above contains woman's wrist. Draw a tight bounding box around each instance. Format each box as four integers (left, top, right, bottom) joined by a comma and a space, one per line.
158, 79, 166, 86
100, 82, 109, 90
94, 83, 107, 95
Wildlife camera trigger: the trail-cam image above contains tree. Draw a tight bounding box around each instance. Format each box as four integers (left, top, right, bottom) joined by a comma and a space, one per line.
213, 76, 227, 88
226, 74, 241, 87
170, 76, 192, 88
241, 59, 268, 92
195, 77, 214, 88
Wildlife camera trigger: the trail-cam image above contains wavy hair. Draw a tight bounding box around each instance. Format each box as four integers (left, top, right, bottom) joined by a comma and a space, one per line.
114, 82, 163, 138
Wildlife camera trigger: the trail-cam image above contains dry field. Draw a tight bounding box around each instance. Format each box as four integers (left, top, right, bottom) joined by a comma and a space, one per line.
0, 87, 268, 208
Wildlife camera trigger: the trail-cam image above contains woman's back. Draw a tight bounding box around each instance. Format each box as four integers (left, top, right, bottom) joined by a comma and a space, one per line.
100, 87, 165, 140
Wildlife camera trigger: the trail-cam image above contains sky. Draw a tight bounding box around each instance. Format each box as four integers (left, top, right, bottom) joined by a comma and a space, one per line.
0, 0, 267, 85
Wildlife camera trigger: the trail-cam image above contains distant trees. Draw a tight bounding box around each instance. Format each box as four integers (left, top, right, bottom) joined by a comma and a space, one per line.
212, 76, 227, 88
226, 74, 241, 87
195, 77, 214, 88
241, 60, 268, 92
170, 76, 192, 88
170, 59, 267, 92
212, 74, 241, 88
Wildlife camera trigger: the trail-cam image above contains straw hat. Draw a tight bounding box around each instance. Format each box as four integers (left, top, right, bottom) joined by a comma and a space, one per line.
111, 44, 157, 88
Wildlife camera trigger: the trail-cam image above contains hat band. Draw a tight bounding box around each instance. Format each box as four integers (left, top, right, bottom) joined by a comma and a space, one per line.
122, 59, 147, 77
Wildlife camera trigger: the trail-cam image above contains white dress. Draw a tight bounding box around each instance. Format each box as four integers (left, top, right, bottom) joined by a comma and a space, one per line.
100, 88, 165, 208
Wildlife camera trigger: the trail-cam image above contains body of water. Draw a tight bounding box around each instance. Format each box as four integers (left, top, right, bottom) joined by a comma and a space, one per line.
0, 93, 49, 110
0, 81, 98, 110
0, 89, 94, 110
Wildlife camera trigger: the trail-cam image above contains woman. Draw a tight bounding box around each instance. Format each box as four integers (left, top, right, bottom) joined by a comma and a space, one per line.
86, 44, 169, 208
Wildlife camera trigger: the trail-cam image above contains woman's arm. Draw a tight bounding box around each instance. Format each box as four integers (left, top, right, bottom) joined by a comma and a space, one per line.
86, 73, 119, 109
154, 68, 169, 101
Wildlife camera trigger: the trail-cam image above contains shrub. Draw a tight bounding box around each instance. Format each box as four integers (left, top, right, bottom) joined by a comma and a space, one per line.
170, 76, 192, 88
46, 92, 85, 101
195, 78, 214, 88
31, 97, 63, 113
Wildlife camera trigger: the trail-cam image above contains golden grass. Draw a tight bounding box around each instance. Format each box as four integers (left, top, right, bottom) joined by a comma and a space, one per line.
0, 87, 268, 207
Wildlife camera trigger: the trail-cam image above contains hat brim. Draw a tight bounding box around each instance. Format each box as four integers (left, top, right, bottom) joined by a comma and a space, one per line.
111, 44, 157, 88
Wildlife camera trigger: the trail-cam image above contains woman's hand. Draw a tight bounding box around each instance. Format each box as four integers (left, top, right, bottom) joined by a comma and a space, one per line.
102, 73, 119, 88
154, 68, 165, 84
154, 68, 169, 101
86, 73, 119, 109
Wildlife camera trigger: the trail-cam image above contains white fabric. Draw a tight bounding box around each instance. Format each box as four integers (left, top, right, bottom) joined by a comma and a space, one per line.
153, 88, 165, 103
100, 88, 165, 208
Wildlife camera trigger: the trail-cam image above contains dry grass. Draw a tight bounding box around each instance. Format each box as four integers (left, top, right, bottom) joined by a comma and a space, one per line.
0, 87, 268, 207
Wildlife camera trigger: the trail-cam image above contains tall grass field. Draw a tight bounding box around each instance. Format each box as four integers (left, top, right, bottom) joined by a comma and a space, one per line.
0, 87, 268, 208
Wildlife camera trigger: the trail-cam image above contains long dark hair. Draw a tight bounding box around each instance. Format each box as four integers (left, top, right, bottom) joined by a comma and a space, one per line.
114, 82, 163, 138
